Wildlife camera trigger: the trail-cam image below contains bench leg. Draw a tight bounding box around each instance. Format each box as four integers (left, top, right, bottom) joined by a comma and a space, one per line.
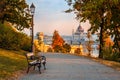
27, 65, 31, 73
38, 63, 41, 74
43, 62, 46, 70
33, 65, 36, 70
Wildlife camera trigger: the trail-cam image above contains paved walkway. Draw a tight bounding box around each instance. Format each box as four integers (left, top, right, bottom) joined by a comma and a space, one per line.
19, 53, 120, 80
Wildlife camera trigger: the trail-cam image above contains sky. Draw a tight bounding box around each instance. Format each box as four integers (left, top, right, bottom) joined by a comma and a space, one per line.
24, 0, 90, 36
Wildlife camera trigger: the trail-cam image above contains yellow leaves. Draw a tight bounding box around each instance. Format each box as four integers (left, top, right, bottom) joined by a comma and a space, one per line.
34, 39, 42, 52
104, 36, 114, 47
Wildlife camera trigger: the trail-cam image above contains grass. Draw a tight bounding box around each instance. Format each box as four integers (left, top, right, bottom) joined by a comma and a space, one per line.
0, 48, 27, 80
91, 58, 120, 71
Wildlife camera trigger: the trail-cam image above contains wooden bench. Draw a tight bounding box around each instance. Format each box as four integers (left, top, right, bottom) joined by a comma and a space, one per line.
25, 53, 41, 74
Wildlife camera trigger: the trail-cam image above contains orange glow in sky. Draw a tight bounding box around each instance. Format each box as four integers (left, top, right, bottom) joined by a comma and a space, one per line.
25, 0, 91, 36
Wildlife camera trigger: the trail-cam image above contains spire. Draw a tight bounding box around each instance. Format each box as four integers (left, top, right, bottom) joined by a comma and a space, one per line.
74, 24, 84, 35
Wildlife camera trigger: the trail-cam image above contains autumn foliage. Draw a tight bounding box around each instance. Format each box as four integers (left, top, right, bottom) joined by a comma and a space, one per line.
52, 30, 65, 52
104, 36, 114, 48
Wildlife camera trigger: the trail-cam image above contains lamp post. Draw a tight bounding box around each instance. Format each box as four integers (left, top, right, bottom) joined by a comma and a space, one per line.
30, 3, 35, 52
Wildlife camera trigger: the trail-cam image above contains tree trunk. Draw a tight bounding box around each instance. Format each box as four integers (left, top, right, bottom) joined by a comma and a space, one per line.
99, 18, 104, 58
114, 26, 120, 52
0, 1, 6, 24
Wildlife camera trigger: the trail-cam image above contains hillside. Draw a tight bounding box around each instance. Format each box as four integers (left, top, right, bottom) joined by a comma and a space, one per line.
0, 49, 27, 80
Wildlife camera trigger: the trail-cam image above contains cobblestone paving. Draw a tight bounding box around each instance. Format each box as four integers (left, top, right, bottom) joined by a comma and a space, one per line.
19, 53, 120, 80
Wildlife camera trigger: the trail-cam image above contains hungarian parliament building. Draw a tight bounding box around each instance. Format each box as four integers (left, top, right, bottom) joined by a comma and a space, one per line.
36, 24, 99, 57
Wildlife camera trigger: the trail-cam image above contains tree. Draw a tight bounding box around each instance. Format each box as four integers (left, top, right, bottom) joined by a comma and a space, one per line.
63, 43, 71, 53
75, 48, 80, 54
86, 31, 93, 56
52, 30, 65, 52
65, 0, 120, 58
0, 0, 31, 31
34, 39, 41, 53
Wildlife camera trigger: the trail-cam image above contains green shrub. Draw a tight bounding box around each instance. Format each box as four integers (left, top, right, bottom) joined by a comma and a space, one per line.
103, 47, 120, 61
0, 23, 18, 50
0, 23, 31, 51
18, 33, 31, 51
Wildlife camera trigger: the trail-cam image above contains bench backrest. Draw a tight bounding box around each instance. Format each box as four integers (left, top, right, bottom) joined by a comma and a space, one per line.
25, 53, 35, 64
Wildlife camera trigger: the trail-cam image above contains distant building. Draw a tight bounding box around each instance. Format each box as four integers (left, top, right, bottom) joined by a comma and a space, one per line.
35, 24, 99, 57
62, 24, 86, 45
72, 24, 86, 45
